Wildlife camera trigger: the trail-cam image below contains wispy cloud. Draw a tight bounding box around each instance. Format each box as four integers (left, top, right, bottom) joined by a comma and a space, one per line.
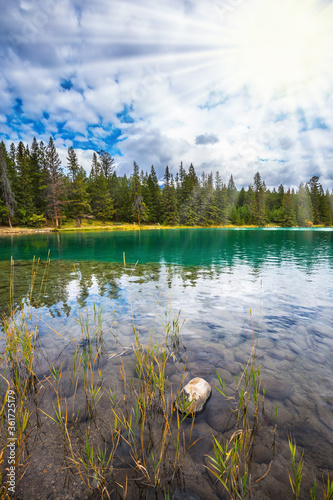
0, 0, 333, 188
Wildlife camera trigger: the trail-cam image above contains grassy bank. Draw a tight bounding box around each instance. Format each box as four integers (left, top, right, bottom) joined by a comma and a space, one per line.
0, 221, 330, 236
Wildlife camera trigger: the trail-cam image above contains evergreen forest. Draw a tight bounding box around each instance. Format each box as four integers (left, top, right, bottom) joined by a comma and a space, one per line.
0, 137, 332, 228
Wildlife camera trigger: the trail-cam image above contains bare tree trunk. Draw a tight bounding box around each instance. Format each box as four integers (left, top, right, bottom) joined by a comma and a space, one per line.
8, 215, 12, 228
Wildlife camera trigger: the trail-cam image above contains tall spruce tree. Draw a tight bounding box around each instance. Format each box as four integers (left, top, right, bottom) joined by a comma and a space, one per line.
130, 162, 146, 225
282, 189, 297, 226
88, 152, 115, 223
252, 172, 266, 226
308, 176, 321, 224
162, 166, 179, 225
45, 137, 63, 227
98, 150, 115, 179
146, 166, 161, 222
227, 174, 238, 206
319, 186, 332, 226
66, 148, 91, 226
296, 182, 313, 226
15, 141, 35, 223
0, 143, 16, 227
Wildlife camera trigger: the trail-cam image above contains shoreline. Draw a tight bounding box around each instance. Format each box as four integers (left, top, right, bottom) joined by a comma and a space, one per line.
0, 223, 330, 235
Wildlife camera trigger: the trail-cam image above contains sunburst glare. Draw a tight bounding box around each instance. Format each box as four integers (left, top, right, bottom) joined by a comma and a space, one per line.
219, 0, 333, 104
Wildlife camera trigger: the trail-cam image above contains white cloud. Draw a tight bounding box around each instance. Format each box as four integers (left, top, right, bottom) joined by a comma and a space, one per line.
1, 0, 333, 188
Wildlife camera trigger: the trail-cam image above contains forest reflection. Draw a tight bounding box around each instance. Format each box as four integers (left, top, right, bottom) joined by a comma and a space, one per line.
0, 231, 332, 318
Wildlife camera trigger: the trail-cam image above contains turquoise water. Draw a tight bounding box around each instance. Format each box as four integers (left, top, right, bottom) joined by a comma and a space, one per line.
1, 228, 333, 499
1, 228, 332, 268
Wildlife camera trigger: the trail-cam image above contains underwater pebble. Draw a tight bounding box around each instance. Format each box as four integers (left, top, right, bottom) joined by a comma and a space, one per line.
220, 360, 239, 375
289, 343, 303, 355
120, 327, 135, 337
188, 362, 215, 378
270, 348, 295, 362
253, 444, 273, 464
316, 403, 333, 431
164, 363, 176, 378
221, 350, 235, 363
214, 368, 233, 385
320, 337, 333, 348
310, 323, 332, 338
205, 395, 237, 432
308, 352, 326, 364
305, 336, 315, 349
261, 377, 293, 401
293, 336, 308, 350
288, 392, 311, 408
234, 350, 249, 364
169, 372, 190, 387
276, 360, 292, 372
258, 338, 275, 350
296, 325, 308, 336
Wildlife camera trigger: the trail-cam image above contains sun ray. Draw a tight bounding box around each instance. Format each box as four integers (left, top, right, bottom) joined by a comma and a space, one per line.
218, 0, 333, 104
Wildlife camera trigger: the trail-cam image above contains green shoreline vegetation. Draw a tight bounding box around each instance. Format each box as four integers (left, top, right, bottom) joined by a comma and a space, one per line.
1, 138, 333, 231
0, 222, 332, 237
0, 262, 332, 499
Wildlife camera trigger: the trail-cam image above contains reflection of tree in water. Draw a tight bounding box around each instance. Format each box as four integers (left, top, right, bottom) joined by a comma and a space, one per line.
0, 260, 163, 317
0, 260, 71, 315
1, 230, 332, 317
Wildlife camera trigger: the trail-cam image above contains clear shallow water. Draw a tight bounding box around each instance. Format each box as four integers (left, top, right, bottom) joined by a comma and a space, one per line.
1, 228, 333, 499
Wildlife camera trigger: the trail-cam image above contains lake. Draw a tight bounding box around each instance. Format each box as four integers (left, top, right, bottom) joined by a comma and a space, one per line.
0, 228, 332, 499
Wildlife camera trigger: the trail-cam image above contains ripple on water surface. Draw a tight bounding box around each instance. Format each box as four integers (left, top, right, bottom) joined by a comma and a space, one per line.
0, 229, 333, 499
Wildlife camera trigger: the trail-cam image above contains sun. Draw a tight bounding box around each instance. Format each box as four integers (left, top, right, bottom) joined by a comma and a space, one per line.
222, 0, 333, 102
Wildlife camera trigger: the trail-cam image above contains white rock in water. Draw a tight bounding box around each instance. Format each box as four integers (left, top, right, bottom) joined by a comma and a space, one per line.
176, 377, 211, 415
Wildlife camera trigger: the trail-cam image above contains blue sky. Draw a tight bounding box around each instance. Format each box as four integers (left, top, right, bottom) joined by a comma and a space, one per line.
1, 0, 333, 188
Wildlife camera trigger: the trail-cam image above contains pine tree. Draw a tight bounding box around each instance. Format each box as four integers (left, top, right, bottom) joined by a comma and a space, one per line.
162, 166, 179, 225
252, 172, 266, 226
319, 186, 332, 226
116, 175, 131, 222
201, 189, 219, 225
130, 162, 146, 225
45, 137, 64, 227
282, 189, 297, 227
177, 161, 186, 207
98, 150, 115, 179
0, 143, 16, 227
308, 176, 321, 224
15, 141, 35, 223
29, 138, 48, 223
220, 184, 229, 224
296, 182, 313, 226
237, 187, 246, 208
67, 146, 80, 182
66, 147, 89, 225
88, 152, 115, 223
245, 185, 255, 224
227, 174, 238, 206
146, 165, 161, 222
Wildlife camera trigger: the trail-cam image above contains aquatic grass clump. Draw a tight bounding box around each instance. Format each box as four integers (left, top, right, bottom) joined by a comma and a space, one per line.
0, 257, 50, 498
206, 309, 266, 499
287, 437, 304, 500
108, 320, 198, 493
40, 302, 198, 498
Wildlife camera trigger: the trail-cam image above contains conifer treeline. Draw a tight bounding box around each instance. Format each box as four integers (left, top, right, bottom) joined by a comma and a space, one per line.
0, 137, 332, 227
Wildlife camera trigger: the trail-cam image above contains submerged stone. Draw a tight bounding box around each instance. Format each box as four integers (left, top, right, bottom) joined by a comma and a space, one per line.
176, 377, 211, 415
